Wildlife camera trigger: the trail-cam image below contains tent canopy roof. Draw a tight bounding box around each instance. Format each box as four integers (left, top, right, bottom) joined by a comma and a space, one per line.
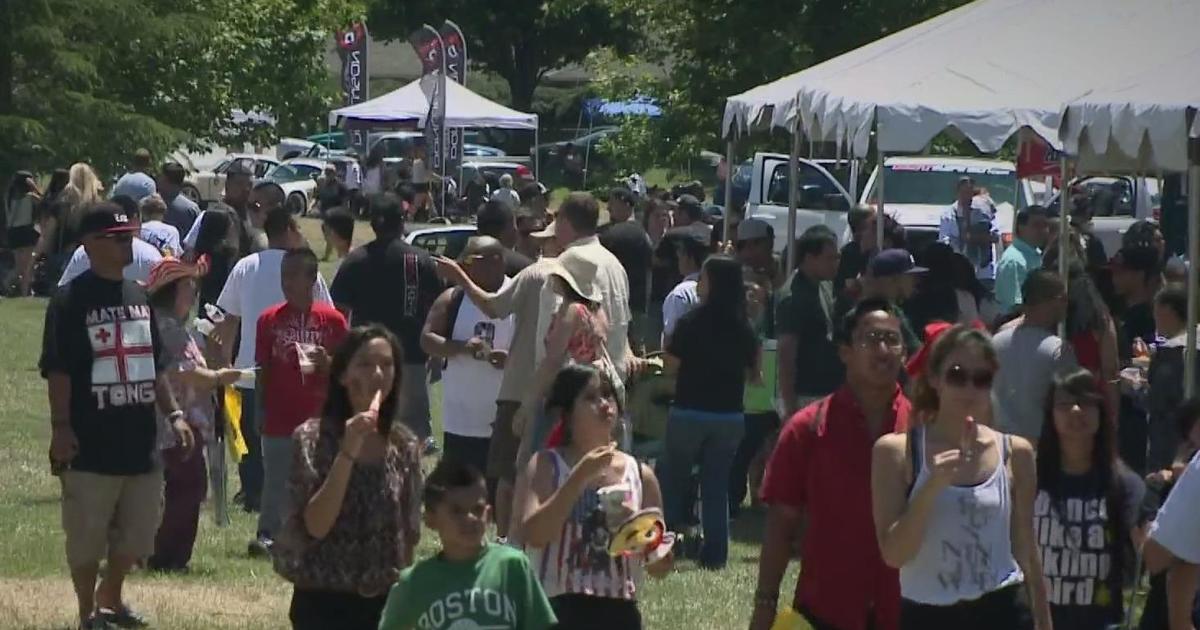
723, 0, 1200, 163
330, 77, 538, 130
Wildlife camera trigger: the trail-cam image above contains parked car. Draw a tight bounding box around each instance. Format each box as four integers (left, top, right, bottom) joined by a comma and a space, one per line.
277, 137, 316, 160
185, 153, 278, 208
405, 225, 477, 259
263, 158, 325, 215
858, 156, 1036, 253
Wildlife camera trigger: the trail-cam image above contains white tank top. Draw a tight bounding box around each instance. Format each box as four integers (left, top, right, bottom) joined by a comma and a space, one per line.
899, 425, 1024, 605
527, 449, 644, 600
441, 279, 514, 438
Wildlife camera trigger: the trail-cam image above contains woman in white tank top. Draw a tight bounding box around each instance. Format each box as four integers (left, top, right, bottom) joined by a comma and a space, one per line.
871, 325, 1052, 630
513, 364, 671, 630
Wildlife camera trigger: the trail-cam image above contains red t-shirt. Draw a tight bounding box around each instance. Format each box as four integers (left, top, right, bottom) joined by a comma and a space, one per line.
759, 385, 911, 630
255, 302, 348, 437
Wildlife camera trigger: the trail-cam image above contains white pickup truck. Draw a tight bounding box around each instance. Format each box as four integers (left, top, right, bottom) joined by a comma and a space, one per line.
746, 153, 1037, 254
1046, 175, 1160, 255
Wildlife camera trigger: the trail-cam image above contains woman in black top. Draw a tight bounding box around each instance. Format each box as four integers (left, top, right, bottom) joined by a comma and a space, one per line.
1035, 367, 1144, 630
659, 255, 760, 570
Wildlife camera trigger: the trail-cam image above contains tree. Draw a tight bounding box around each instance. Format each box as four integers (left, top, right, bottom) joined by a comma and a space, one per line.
365, 0, 640, 112
0, 0, 359, 178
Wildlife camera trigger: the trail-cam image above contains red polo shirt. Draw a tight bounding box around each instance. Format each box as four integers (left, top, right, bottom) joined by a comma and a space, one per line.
760, 384, 911, 630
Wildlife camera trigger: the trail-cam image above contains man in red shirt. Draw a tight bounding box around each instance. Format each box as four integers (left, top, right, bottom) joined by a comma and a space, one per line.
750, 297, 910, 630
251, 248, 348, 556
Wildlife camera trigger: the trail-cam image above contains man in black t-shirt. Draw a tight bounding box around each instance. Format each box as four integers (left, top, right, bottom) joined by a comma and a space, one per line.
316, 165, 350, 217
41, 202, 190, 630
476, 199, 532, 276
1111, 245, 1162, 474
330, 193, 443, 449
599, 187, 654, 353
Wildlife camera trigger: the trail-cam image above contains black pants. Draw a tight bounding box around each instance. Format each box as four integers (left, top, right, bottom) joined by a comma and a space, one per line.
550, 594, 642, 630
800, 606, 878, 630
729, 411, 779, 513
900, 584, 1032, 630
444, 432, 496, 503
289, 588, 387, 630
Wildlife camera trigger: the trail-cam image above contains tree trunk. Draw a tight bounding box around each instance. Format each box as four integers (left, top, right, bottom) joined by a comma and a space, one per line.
505, 67, 538, 114
0, 0, 12, 115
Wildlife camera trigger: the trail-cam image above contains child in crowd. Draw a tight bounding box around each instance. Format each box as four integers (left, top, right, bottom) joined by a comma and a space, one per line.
378, 458, 557, 630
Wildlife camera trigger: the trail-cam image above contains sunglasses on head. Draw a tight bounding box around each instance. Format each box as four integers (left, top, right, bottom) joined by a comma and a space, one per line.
943, 364, 994, 389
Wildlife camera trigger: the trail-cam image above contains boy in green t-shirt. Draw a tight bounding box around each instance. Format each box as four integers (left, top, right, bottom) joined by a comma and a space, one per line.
378, 460, 557, 630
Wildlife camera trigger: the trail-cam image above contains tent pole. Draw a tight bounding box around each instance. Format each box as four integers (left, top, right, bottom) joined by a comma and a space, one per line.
534, 120, 540, 182
724, 137, 735, 243
1058, 154, 1070, 340
1185, 140, 1200, 397
786, 129, 801, 276
876, 157, 886, 251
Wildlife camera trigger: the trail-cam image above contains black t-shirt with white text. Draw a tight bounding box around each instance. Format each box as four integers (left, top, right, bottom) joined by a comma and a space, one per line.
330, 236, 443, 364
1034, 468, 1145, 630
40, 271, 163, 475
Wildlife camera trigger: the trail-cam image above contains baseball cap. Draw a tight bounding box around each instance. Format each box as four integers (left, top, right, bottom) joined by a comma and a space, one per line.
868, 248, 927, 277
676, 194, 704, 221
1108, 246, 1161, 274
736, 218, 773, 242
78, 202, 140, 237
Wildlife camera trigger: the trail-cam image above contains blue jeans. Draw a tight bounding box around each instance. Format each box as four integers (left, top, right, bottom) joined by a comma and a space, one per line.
657, 407, 744, 569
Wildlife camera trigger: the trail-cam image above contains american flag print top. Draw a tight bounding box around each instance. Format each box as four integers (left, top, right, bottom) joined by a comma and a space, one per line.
527, 449, 644, 600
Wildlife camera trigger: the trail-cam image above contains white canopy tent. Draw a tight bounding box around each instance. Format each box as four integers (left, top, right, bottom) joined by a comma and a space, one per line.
330, 77, 541, 181
1059, 61, 1200, 394
329, 77, 538, 130
721, 0, 1200, 270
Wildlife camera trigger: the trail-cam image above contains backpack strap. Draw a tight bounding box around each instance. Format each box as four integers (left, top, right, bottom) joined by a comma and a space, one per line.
444, 287, 466, 340
906, 425, 924, 497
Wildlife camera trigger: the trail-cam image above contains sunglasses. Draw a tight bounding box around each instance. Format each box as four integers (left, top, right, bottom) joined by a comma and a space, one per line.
855, 329, 904, 350
943, 364, 994, 389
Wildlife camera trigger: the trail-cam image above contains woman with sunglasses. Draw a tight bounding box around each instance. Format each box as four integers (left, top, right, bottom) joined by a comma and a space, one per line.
872, 325, 1051, 630
1034, 367, 1144, 630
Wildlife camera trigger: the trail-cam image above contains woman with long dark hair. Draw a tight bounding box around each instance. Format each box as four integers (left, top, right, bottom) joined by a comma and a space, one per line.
515, 364, 669, 629
659, 255, 760, 569
872, 325, 1051, 629
6, 170, 42, 295
272, 325, 422, 630
1035, 367, 1144, 630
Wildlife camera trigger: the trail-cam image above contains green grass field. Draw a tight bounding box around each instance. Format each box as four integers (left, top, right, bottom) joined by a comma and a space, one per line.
0, 217, 803, 629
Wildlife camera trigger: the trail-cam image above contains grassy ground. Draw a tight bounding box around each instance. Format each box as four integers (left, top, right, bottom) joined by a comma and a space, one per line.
0, 218, 803, 629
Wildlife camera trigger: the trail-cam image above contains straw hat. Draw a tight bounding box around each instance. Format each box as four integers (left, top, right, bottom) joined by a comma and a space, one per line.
146, 255, 209, 294
547, 248, 602, 303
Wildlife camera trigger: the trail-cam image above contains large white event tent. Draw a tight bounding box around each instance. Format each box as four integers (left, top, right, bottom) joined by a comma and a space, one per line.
720, 0, 1200, 271
329, 77, 541, 175
1060, 50, 1199, 393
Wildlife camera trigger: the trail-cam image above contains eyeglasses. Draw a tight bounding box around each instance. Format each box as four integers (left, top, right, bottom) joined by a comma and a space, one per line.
855, 330, 904, 350
943, 364, 994, 389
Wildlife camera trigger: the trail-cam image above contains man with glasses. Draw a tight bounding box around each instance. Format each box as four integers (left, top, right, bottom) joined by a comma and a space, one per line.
751, 298, 911, 630
991, 269, 1076, 443
42, 202, 190, 630
58, 201, 163, 286
777, 225, 843, 418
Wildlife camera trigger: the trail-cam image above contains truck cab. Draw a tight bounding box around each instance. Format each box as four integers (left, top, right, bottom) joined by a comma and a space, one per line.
745, 152, 855, 253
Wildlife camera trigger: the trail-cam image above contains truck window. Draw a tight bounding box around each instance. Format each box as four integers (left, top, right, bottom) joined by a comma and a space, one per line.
767, 163, 844, 208
1079, 178, 1134, 217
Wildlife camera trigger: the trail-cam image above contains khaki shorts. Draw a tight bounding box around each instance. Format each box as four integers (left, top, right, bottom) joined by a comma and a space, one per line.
486, 401, 522, 482
60, 469, 164, 568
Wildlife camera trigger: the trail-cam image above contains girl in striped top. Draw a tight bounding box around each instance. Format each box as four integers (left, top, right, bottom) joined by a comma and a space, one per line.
515, 364, 671, 630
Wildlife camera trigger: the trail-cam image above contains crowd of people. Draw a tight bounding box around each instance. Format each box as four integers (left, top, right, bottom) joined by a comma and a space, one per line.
11, 148, 1200, 630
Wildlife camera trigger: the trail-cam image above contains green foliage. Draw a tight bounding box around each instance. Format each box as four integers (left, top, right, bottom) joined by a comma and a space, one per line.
0, 0, 361, 179
365, 0, 640, 111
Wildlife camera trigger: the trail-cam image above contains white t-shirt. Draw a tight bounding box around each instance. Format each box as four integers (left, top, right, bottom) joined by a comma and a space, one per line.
1149, 450, 1200, 563
140, 220, 181, 256
442, 278, 515, 438
215, 249, 333, 369
363, 165, 384, 195
491, 187, 521, 208
58, 239, 163, 286
412, 159, 430, 184
343, 161, 364, 191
